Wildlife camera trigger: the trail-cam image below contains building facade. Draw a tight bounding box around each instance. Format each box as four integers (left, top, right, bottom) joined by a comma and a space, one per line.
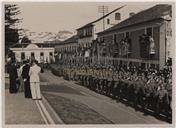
76, 5, 142, 50
55, 35, 78, 64
10, 43, 55, 63
97, 4, 172, 69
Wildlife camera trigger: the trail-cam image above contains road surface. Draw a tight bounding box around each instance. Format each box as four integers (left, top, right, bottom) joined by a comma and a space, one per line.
39, 70, 169, 124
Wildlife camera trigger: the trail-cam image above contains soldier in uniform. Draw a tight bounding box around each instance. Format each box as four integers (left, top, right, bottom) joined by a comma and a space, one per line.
106, 67, 112, 96
156, 83, 169, 116
111, 69, 119, 99
143, 78, 153, 111
108, 68, 114, 97
117, 71, 123, 101
102, 68, 108, 95
87, 68, 92, 89
97, 67, 102, 93
126, 72, 135, 105
90, 67, 96, 91
166, 78, 172, 119
133, 75, 143, 110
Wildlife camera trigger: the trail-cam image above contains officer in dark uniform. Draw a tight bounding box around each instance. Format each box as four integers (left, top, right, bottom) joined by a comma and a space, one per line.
103, 68, 108, 95
126, 74, 134, 105
106, 68, 113, 96
166, 78, 172, 118
156, 84, 169, 116
97, 67, 102, 93
112, 69, 118, 99
133, 75, 143, 110
118, 72, 123, 101
143, 79, 153, 111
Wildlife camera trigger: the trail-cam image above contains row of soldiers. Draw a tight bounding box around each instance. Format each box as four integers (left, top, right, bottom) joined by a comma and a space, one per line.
51, 63, 172, 121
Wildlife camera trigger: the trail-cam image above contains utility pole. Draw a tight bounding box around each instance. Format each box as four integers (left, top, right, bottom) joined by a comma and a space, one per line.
98, 5, 108, 31
98, 5, 108, 64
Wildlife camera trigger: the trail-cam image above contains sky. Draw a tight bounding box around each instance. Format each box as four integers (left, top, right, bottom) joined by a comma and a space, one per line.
13, 2, 158, 34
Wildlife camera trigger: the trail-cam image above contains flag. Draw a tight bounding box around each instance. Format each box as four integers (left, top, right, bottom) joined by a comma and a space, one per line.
85, 49, 90, 58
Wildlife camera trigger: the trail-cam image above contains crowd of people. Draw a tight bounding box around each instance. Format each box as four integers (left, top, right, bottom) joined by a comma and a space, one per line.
51, 62, 172, 121
6, 53, 43, 100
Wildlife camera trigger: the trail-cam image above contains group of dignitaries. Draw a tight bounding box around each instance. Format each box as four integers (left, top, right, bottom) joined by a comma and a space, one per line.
52, 62, 172, 121
6, 54, 42, 100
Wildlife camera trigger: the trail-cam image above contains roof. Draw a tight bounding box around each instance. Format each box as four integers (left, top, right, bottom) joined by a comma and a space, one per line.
44, 39, 62, 44
77, 5, 126, 30
98, 4, 172, 35
56, 35, 78, 46
10, 43, 55, 48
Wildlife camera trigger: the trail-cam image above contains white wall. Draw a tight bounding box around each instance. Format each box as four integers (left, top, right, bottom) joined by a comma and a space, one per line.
165, 19, 173, 59
10, 44, 55, 63
94, 5, 142, 39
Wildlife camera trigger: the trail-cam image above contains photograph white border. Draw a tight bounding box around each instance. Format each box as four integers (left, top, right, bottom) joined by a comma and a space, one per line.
1, 0, 176, 128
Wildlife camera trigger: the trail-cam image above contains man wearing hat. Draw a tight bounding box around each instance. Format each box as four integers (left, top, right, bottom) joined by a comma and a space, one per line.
21, 59, 32, 98
8, 57, 18, 93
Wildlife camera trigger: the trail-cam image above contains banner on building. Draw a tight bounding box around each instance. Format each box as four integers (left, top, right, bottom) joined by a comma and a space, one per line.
139, 34, 150, 59
85, 49, 90, 58
149, 36, 156, 54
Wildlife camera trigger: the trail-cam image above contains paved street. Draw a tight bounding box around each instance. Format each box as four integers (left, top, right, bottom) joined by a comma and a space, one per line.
5, 70, 170, 125
5, 90, 45, 124
5, 76, 61, 125
40, 70, 169, 124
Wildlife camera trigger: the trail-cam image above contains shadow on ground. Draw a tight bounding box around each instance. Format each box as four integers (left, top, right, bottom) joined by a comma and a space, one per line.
43, 92, 113, 124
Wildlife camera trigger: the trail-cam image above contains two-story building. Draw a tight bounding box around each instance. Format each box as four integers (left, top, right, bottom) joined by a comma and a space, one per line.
76, 5, 142, 50
97, 4, 172, 69
55, 35, 78, 64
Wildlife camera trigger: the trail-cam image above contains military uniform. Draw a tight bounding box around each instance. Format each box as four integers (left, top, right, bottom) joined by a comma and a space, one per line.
156, 84, 169, 115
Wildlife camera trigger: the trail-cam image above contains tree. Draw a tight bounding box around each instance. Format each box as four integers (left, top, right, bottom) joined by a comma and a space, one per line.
21, 36, 31, 43
5, 4, 21, 54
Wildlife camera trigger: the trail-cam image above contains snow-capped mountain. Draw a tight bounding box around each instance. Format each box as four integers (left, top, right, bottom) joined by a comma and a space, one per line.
18, 29, 73, 43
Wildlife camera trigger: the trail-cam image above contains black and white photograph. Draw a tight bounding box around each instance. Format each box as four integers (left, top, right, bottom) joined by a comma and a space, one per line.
2, 1, 175, 127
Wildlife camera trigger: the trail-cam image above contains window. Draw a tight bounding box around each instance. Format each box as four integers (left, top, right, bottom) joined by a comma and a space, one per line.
21, 52, 25, 60
125, 32, 130, 38
129, 12, 135, 17
113, 34, 117, 43
125, 32, 131, 54
40, 52, 44, 62
150, 64, 155, 68
40, 52, 44, 56
31, 52, 35, 60
146, 27, 153, 36
31, 52, 35, 57
107, 19, 110, 24
100, 37, 104, 42
115, 13, 121, 20
83, 29, 86, 36
89, 28, 92, 36
98, 38, 101, 42
86, 29, 88, 36
49, 52, 53, 56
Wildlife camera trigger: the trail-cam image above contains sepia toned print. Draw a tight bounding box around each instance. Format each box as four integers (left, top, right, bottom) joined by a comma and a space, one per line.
4, 2, 174, 126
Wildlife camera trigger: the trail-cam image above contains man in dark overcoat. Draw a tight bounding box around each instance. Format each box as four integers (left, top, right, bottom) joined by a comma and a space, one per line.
8, 58, 18, 93
21, 60, 32, 98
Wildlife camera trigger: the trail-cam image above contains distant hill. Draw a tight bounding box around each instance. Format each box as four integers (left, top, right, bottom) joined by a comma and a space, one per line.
56, 30, 73, 41
18, 29, 74, 43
